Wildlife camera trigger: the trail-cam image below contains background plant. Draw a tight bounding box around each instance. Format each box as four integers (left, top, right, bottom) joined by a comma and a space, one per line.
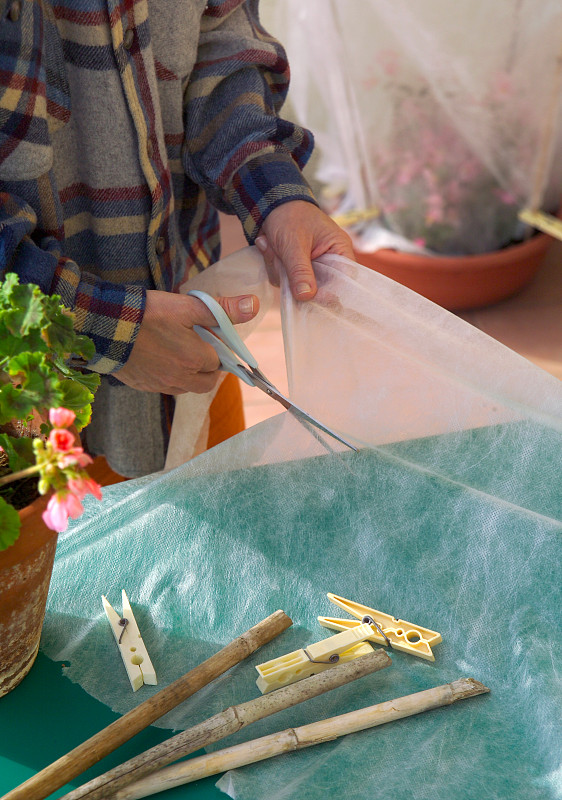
0, 274, 101, 548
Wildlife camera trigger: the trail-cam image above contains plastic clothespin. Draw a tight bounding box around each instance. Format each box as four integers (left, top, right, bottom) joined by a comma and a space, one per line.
318, 593, 442, 662
255, 623, 375, 694
102, 590, 157, 691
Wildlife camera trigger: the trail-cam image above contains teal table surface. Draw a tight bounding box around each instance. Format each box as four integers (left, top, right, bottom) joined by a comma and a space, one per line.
0, 652, 222, 799
3, 424, 561, 800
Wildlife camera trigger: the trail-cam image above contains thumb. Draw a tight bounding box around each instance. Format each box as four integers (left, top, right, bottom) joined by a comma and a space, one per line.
185, 293, 260, 328
278, 240, 317, 300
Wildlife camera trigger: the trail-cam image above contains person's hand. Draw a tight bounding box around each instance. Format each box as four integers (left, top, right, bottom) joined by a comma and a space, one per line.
255, 200, 355, 300
115, 290, 259, 394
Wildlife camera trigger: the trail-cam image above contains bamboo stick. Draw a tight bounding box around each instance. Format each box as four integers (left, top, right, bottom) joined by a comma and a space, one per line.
0, 610, 292, 800
518, 208, 562, 242
114, 677, 489, 800
527, 43, 562, 213
61, 649, 391, 800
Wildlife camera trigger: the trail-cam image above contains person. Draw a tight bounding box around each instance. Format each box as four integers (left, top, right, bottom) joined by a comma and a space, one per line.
0, 0, 354, 476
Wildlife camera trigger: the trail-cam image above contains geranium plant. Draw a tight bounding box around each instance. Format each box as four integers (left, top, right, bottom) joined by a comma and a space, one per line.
0, 274, 102, 548
279, 2, 562, 257
367, 65, 528, 255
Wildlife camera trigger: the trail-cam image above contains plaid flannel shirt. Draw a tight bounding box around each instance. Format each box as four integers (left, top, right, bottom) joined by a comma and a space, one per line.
0, 0, 316, 374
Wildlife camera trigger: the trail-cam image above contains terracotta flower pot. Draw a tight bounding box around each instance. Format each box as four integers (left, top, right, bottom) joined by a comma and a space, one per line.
354, 229, 551, 310
0, 495, 57, 697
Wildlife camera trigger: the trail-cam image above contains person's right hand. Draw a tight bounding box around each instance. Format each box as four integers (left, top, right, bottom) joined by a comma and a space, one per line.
114, 290, 259, 394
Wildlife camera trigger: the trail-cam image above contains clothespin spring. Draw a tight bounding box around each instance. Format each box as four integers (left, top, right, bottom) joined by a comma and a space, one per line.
362, 615, 392, 648
118, 618, 129, 644
304, 650, 340, 665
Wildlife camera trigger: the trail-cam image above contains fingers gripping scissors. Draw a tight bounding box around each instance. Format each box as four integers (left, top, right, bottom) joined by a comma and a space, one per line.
188, 290, 358, 452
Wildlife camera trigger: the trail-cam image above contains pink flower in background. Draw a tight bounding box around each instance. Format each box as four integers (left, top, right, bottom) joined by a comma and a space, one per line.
491, 70, 513, 97
494, 188, 517, 205
48, 427, 76, 452
49, 407, 76, 428
376, 49, 399, 76
42, 491, 84, 532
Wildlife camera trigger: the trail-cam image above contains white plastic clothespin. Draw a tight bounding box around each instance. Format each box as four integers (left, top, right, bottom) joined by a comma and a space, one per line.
318, 593, 442, 662
255, 623, 375, 694
102, 590, 157, 691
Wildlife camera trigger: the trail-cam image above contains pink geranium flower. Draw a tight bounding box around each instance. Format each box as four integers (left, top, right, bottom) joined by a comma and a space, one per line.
48, 428, 76, 452
67, 476, 102, 502
58, 447, 93, 469
49, 407, 76, 428
42, 491, 84, 532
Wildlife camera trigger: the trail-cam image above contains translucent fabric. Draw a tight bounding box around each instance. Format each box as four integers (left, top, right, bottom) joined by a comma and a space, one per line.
41, 250, 562, 799
273, 0, 562, 255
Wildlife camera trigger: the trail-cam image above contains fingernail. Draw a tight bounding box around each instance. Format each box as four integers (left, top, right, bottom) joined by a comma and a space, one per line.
296, 282, 312, 296
239, 297, 254, 314
255, 236, 267, 252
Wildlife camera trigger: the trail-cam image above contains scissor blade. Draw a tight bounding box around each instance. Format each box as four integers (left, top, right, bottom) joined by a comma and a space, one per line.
246, 369, 358, 452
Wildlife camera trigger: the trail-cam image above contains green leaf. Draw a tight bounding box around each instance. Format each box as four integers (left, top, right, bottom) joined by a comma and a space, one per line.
0, 383, 36, 424
5, 350, 48, 379
73, 334, 96, 361
0, 497, 21, 550
0, 433, 35, 472
43, 314, 77, 357
0, 272, 19, 302
3, 353, 63, 417
0, 274, 98, 432
0, 321, 46, 359
53, 358, 101, 393
57, 378, 95, 430
8, 283, 45, 336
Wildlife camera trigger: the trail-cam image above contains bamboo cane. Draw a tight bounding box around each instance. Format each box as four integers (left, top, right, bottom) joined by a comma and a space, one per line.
527, 42, 562, 214
0, 610, 292, 800
114, 677, 489, 800
60, 649, 391, 800
518, 208, 562, 242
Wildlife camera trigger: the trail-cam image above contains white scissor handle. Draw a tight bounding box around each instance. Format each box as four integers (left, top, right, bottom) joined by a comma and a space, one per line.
188, 290, 258, 368
193, 325, 255, 386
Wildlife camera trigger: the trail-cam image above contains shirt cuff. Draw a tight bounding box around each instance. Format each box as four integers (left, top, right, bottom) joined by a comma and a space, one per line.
52, 259, 146, 374
225, 150, 319, 243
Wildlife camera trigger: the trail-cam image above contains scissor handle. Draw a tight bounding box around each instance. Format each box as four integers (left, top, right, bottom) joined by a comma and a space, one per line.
193, 325, 255, 386
188, 290, 258, 369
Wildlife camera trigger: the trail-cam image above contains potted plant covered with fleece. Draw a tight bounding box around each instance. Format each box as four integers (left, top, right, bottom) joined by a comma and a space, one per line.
0, 273, 102, 696
277, 0, 562, 309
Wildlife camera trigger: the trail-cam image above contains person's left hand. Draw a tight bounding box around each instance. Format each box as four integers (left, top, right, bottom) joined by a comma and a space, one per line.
255, 200, 355, 300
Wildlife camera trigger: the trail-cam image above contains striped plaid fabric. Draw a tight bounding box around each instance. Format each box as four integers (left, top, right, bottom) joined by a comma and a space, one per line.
0, 0, 316, 375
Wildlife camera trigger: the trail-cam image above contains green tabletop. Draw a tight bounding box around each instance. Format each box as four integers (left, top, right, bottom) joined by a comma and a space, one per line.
0, 652, 222, 798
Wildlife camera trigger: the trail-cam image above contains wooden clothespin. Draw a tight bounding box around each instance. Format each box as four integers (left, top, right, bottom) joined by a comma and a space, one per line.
102, 590, 157, 691
255, 623, 375, 694
318, 593, 442, 662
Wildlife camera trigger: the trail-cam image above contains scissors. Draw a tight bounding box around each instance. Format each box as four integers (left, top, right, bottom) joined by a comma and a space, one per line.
188, 290, 358, 452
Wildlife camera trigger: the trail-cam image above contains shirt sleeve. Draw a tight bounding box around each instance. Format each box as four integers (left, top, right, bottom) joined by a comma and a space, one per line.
182, 0, 319, 243
0, 0, 145, 374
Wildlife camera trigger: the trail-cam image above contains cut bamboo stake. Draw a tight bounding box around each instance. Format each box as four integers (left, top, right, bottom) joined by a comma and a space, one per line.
61, 649, 391, 800
0, 610, 292, 800
527, 42, 562, 213
114, 677, 489, 800
518, 208, 562, 242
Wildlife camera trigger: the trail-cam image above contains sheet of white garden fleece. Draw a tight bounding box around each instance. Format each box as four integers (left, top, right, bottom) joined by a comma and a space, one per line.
41, 253, 562, 800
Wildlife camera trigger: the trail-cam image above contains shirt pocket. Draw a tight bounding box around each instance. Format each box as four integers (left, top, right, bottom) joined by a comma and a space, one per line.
0, 0, 70, 180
